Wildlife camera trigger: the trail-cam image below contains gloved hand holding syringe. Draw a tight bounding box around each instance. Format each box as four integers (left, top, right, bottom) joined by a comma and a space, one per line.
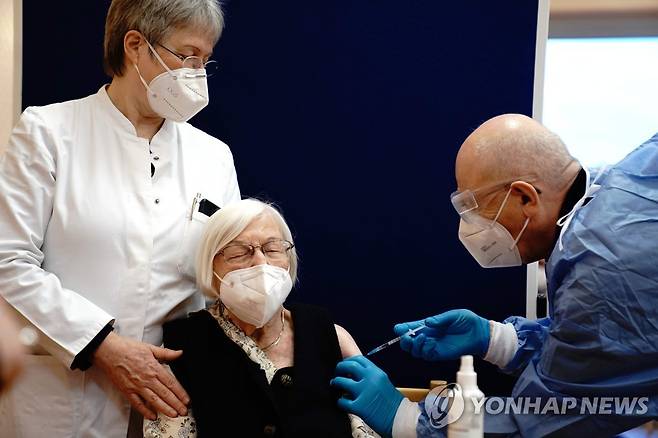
366, 308, 491, 359
366, 323, 426, 356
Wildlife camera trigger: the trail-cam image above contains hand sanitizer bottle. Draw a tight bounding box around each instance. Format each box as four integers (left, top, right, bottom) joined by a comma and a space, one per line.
448, 355, 484, 438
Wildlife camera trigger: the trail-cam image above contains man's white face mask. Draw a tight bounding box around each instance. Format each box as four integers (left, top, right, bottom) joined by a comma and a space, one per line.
133, 40, 209, 122
453, 187, 530, 268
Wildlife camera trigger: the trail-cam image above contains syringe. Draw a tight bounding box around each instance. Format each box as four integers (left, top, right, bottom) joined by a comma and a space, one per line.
366, 324, 426, 356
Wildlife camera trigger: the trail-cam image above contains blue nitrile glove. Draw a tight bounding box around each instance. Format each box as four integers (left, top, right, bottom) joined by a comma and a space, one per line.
394, 309, 490, 361
330, 355, 403, 438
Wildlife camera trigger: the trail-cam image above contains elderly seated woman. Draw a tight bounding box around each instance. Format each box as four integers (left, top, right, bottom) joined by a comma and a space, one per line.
144, 199, 378, 438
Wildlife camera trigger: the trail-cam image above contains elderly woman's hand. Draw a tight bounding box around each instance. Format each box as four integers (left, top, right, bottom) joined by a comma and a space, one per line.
0, 300, 25, 392
92, 333, 190, 420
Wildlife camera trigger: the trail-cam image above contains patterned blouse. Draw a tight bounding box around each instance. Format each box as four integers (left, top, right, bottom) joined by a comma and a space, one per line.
143, 303, 380, 438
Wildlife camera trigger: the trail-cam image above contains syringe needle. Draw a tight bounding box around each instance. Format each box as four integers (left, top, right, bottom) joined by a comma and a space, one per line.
366, 324, 426, 356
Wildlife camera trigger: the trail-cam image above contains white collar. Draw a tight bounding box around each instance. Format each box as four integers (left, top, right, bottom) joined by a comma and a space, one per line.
95, 85, 173, 141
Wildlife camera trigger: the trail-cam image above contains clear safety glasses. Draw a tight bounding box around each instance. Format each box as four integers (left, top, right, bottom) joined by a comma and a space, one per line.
450, 175, 538, 223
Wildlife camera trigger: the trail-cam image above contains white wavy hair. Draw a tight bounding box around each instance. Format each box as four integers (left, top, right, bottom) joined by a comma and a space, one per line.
196, 199, 298, 299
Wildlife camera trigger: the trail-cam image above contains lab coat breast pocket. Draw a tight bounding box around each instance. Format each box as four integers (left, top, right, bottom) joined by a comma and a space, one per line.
177, 207, 211, 280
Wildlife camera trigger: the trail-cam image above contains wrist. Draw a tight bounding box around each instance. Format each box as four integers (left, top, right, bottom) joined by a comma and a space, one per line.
91, 331, 119, 363
71, 323, 115, 371
483, 321, 518, 367
391, 398, 420, 438
383, 389, 405, 437
476, 317, 491, 357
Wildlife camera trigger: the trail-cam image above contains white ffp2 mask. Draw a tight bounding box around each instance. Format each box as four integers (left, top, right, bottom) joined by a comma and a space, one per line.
214, 264, 293, 327
134, 40, 209, 122
458, 188, 530, 268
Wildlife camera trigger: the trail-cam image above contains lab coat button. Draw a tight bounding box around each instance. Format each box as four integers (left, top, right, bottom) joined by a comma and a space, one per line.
154, 198, 160, 204
153, 156, 160, 161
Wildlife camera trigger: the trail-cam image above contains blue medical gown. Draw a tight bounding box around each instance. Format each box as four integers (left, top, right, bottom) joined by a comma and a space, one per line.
415, 132, 658, 437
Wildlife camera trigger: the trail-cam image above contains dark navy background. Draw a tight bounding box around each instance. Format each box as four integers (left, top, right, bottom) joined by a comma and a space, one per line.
23, 1, 539, 396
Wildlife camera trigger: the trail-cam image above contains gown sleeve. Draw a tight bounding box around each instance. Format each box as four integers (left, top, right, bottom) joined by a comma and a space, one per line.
499, 316, 551, 375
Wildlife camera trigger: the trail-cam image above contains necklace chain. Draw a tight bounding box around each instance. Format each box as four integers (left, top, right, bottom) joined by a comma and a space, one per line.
260, 309, 285, 352
217, 302, 285, 352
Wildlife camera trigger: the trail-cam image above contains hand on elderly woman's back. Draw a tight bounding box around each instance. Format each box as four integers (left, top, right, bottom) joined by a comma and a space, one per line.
93, 333, 190, 420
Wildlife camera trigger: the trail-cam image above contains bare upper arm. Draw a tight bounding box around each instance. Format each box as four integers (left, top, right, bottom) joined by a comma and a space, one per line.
334, 324, 362, 358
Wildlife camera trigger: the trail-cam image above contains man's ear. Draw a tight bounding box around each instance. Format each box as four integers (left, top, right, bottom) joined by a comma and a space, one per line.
123, 30, 145, 67
511, 181, 540, 217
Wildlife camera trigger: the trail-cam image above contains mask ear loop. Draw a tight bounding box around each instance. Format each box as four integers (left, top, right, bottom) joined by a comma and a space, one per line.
511, 216, 530, 250
144, 39, 178, 78
492, 186, 531, 250
133, 64, 158, 98
213, 271, 231, 288
211, 272, 231, 318
132, 38, 178, 98
491, 187, 513, 225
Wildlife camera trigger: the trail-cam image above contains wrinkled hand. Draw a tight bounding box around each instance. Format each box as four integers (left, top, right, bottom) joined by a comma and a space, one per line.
92, 333, 189, 420
0, 301, 25, 392
331, 355, 403, 437
394, 309, 490, 361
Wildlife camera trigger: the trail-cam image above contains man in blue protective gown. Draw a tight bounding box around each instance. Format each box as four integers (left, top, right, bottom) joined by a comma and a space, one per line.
331, 114, 658, 437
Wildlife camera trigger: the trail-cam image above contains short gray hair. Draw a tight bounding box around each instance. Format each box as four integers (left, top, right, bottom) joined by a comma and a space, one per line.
196, 199, 299, 299
103, 0, 224, 77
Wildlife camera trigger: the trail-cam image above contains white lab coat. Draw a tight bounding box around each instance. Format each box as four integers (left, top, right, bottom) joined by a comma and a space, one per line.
0, 86, 240, 437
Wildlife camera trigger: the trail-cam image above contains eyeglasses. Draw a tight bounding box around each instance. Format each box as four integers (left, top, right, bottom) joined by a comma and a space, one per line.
156, 43, 219, 77
450, 175, 539, 220
218, 239, 294, 266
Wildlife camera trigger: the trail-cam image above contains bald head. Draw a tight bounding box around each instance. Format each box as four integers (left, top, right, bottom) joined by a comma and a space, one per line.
454, 115, 581, 263
456, 114, 576, 192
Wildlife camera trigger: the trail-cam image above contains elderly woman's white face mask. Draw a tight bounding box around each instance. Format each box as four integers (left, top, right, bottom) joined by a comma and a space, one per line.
133, 39, 209, 122
214, 265, 292, 328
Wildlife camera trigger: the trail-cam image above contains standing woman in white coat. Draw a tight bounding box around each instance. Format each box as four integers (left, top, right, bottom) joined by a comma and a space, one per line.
0, 0, 240, 436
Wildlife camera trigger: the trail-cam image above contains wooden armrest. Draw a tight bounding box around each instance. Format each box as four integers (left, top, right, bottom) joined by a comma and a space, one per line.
397, 380, 448, 402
